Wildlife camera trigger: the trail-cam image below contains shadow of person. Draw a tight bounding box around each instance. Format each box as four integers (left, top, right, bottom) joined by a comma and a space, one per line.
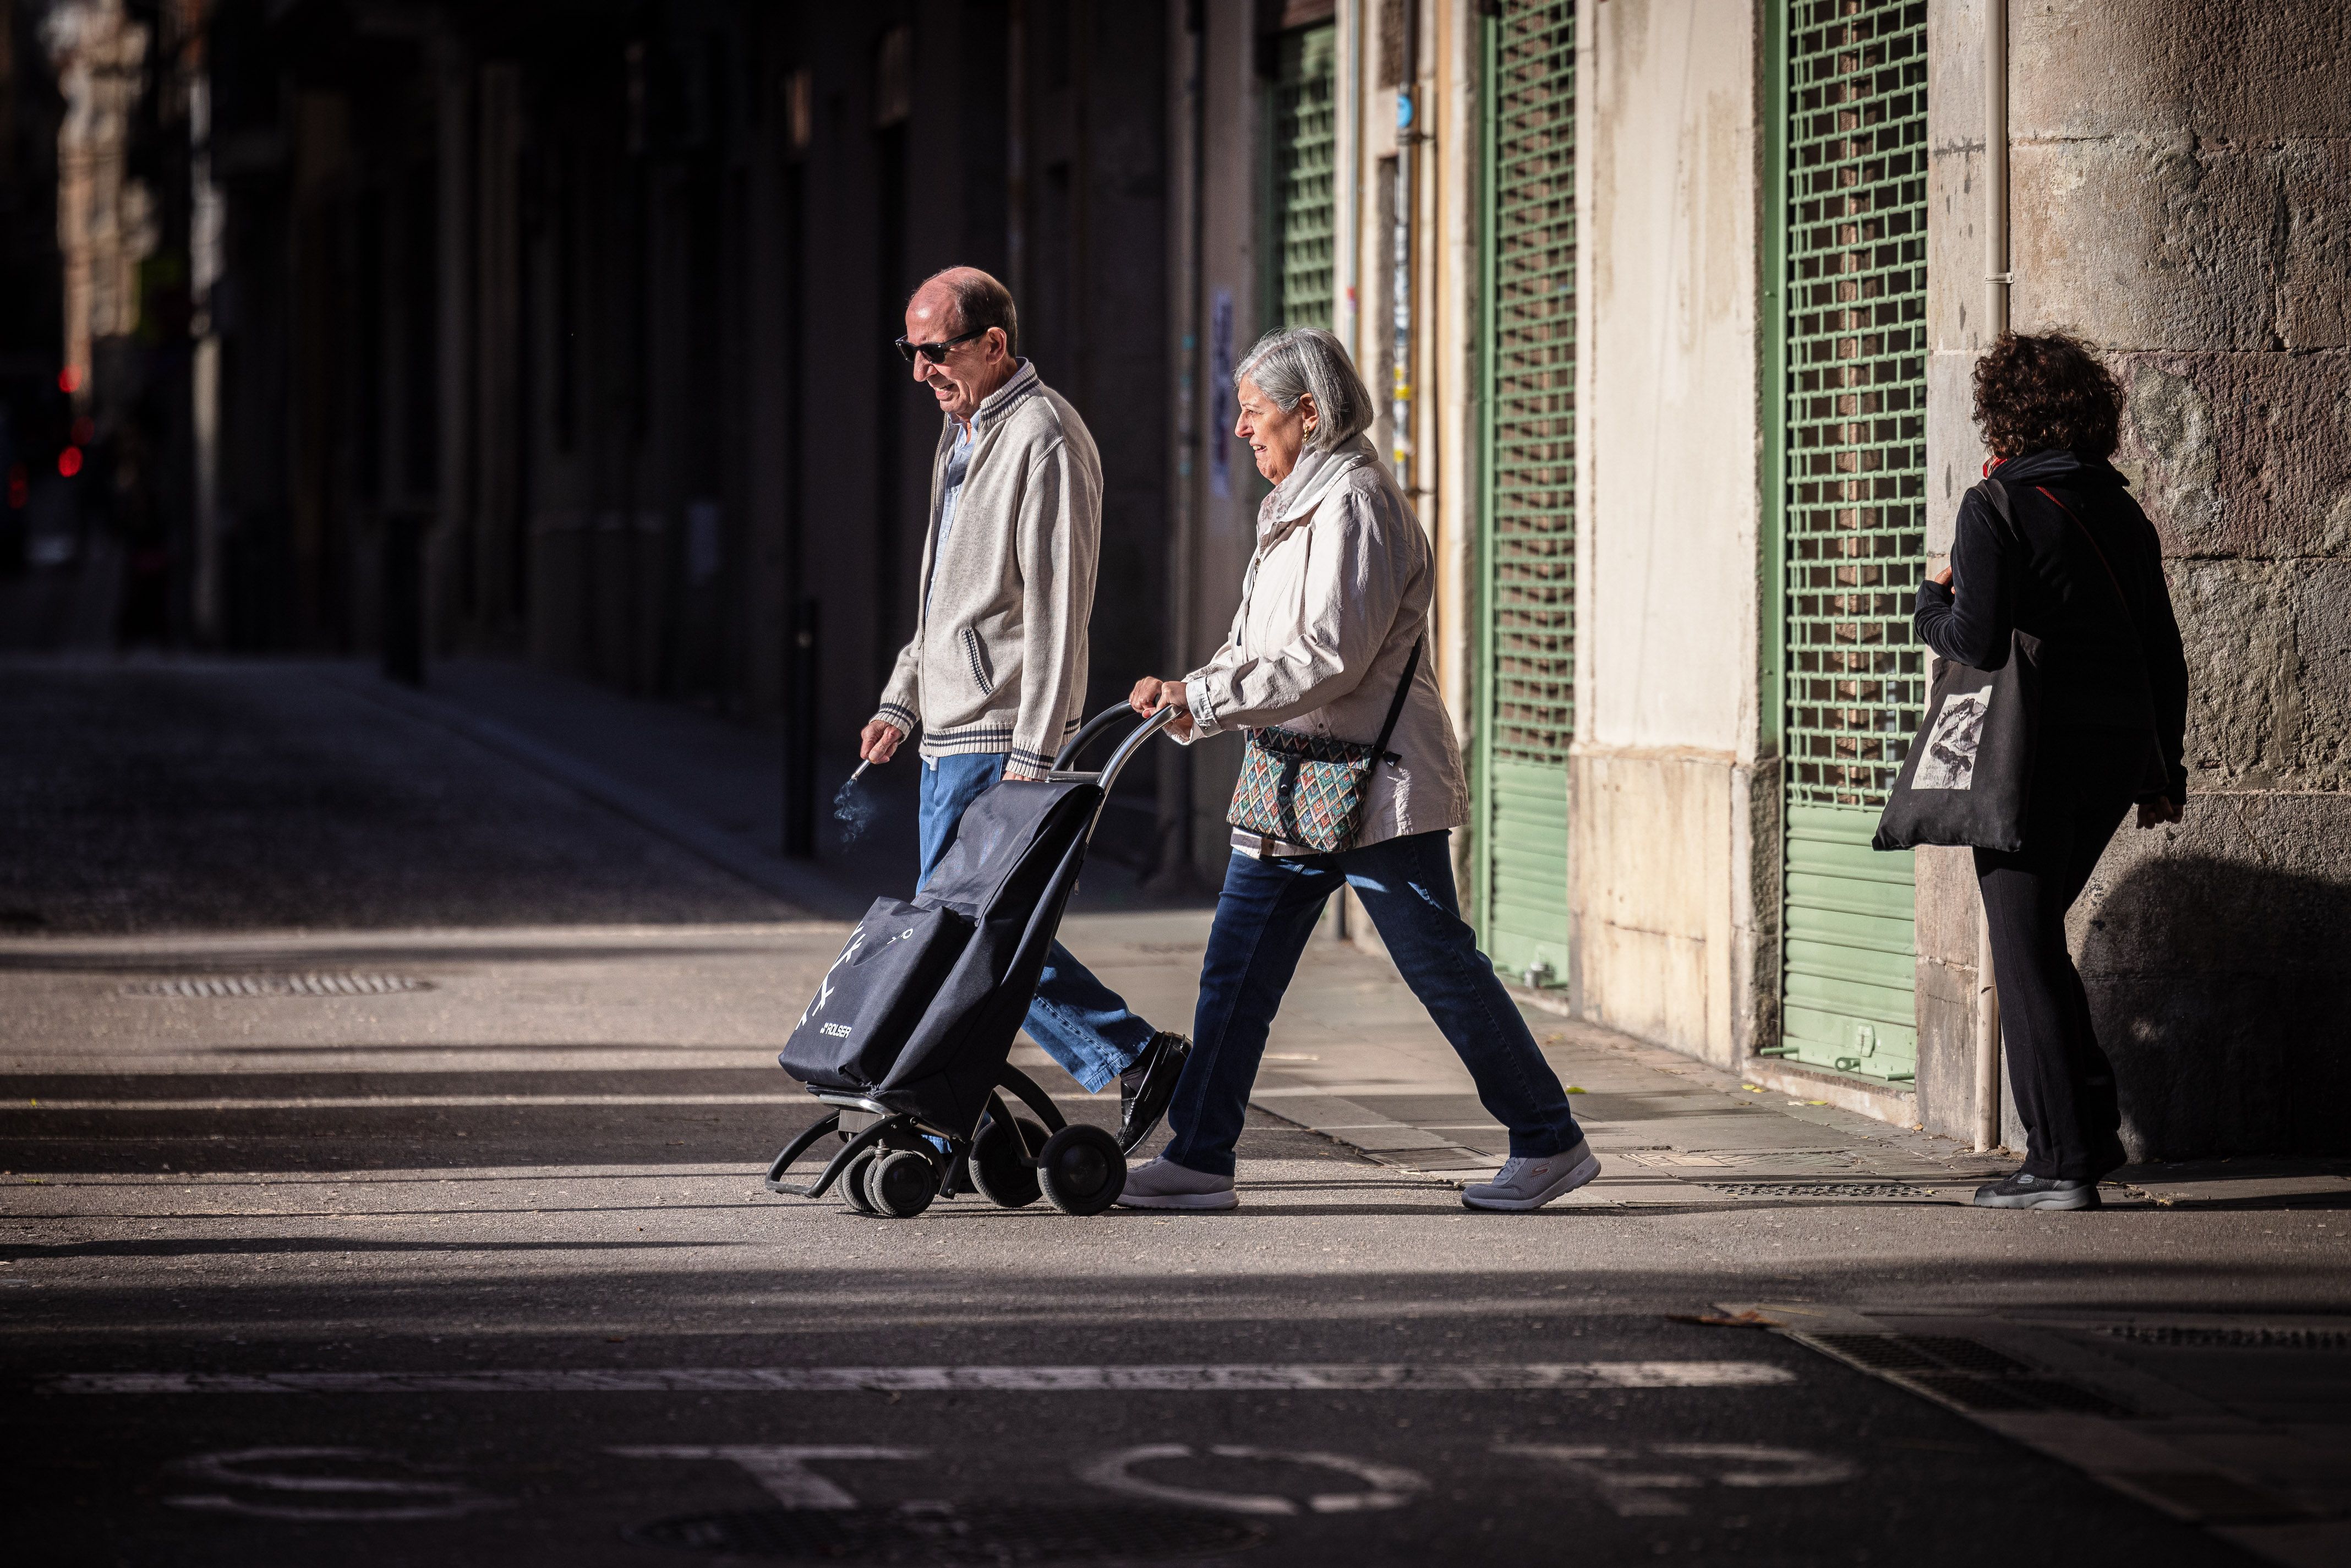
2079, 853, 2351, 1162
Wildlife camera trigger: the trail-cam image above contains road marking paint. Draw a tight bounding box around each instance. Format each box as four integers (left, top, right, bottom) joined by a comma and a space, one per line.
54, 1361, 1795, 1396
1651, 1443, 1860, 1487
15, 1092, 1107, 1111
20, 1095, 832, 1111
1496, 1442, 1856, 1517
162, 1446, 504, 1522
1078, 1445, 1429, 1516
611, 1446, 926, 1510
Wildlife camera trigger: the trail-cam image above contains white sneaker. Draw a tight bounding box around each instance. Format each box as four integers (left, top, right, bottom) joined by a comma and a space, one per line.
1462, 1143, 1601, 1211
1115, 1156, 1238, 1211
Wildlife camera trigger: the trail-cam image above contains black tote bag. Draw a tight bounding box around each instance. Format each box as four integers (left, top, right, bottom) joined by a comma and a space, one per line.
1873, 478, 2040, 853
1871, 633, 2040, 853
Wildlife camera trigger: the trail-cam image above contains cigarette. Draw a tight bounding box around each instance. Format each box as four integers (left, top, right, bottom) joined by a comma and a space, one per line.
849, 761, 871, 783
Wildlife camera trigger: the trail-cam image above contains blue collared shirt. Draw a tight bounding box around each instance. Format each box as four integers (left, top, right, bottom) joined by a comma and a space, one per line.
926, 419, 976, 611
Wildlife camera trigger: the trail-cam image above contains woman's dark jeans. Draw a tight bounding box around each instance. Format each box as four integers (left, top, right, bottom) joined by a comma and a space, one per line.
1158, 829, 1585, 1177
1974, 724, 2144, 1180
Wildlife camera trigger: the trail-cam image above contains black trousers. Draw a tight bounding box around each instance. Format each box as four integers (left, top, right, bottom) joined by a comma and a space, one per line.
1973, 725, 2143, 1179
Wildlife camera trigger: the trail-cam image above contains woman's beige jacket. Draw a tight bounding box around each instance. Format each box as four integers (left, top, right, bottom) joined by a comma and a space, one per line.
1182, 435, 1469, 854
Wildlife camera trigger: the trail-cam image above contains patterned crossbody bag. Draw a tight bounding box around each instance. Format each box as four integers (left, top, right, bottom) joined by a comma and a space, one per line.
1226, 638, 1422, 854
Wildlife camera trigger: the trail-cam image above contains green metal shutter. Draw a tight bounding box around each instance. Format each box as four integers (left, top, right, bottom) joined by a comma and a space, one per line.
1474, 1, 1576, 988
1769, 0, 1928, 1084
1271, 24, 1336, 330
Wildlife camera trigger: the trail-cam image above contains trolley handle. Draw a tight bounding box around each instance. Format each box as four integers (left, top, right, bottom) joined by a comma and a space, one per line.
1053, 700, 1185, 771
1053, 700, 1163, 771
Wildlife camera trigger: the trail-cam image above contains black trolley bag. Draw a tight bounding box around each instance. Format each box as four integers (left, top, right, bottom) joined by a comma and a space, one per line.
764, 703, 1178, 1219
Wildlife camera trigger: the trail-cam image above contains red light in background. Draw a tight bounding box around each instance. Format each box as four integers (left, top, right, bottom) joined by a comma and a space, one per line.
57, 446, 83, 478
57, 366, 80, 394
6, 464, 25, 509
70, 416, 94, 446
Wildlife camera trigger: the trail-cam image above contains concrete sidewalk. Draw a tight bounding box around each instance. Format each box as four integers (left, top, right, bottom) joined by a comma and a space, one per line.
364, 658, 2348, 1210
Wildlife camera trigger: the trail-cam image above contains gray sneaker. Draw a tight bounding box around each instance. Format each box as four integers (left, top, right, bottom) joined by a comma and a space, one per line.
1972, 1172, 2101, 1210
1114, 1155, 1237, 1211
1462, 1143, 1601, 1211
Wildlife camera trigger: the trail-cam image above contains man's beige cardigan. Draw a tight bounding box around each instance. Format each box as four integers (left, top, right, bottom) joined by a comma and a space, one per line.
1183, 435, 1469, 853
872, 361, 1102, 780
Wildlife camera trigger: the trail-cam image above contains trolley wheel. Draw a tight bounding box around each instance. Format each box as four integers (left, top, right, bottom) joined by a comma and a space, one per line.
864, 1149, 939, 1219
839, 1150, 881, 1215
1037, 1124, 1126, 1216
968, 1116, 1046, 1209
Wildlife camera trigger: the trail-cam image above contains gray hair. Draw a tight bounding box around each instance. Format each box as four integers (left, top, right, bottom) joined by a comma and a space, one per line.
1234, 327, 1374, 452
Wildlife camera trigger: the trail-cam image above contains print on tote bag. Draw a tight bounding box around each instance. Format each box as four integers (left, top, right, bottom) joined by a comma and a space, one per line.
1912, 687, 1993, 791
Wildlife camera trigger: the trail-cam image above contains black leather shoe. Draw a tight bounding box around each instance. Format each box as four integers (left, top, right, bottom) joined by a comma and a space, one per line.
1973, 1171, 2101, 1210
1118, 1032, 1191, 1155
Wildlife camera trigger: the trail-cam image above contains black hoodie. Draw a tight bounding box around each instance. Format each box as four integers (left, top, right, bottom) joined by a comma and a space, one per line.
1914, 447, 2189, 804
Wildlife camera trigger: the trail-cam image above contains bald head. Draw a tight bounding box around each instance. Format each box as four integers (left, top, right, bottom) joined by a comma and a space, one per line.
910, 267, 1018, 356
905, 266, 1020, 423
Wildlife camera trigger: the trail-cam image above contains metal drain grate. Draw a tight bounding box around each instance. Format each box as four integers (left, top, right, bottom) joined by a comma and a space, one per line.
2096, 1324, 2351, 1352
1702, 1182, 1925, 1199
1804, 1332, 2129, 1417
123, 973, 434, 998
627, 1505, 1267, 1563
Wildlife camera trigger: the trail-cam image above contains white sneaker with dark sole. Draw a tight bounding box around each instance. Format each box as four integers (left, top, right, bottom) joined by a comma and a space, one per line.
1461, 1144, 1601, 1211
1114, 1155, 1238, 1211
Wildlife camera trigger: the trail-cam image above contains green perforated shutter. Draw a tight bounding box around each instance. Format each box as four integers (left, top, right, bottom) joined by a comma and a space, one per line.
1770, 0, 1927, 1084
1474, 1, 1576, 988
1271, 24, 1336, 330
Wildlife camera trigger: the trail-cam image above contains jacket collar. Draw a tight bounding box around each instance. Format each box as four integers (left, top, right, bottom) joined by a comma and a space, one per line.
970, 358, 1040, 431
1985, 447, 2128, 489
1259, 435, 1377, 542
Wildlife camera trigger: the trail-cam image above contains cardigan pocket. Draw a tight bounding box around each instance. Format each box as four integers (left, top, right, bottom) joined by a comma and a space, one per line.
959, 626, 997, 696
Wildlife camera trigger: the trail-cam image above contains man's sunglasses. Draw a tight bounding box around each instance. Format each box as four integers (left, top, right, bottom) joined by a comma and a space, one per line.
895, 326, 991, 363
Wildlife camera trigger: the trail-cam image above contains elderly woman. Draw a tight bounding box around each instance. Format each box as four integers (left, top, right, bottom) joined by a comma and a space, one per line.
1116, 328, 1593, 1212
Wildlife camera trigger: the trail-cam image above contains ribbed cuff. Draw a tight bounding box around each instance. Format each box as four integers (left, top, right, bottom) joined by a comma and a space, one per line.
872, 704, 916, 737
1003, 746, 1056, 782
1184, 678, 1223, 741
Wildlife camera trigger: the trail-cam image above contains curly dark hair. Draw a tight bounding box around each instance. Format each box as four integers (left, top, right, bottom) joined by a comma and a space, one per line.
1971, 330, 2123, 458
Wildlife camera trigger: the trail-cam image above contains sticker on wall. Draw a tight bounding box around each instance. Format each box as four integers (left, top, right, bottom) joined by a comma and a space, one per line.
1210, 287, 1235, 511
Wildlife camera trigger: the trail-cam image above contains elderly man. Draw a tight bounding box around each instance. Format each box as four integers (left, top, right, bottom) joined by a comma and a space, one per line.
859, 266, 1188, 1152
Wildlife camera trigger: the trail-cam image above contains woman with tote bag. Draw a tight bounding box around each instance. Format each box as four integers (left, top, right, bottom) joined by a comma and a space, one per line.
1113, 327, 1593, 1214
1883, 331, 2189, 1210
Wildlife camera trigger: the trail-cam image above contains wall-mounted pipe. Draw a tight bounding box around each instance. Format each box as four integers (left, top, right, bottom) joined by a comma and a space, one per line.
1973, 0, 2010, 1156
1390, 0, 1418, 493
1983, 0, 2010, 338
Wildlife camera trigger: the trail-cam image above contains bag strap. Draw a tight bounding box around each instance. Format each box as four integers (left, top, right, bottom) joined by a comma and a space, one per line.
2009, 476, 2172, 794
1370, 637, 1423, 766
2034, 483, 2136, 624
1983, 475, 2140, 644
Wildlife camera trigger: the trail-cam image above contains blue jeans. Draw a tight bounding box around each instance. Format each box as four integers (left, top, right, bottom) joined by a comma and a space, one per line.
1161, 830, 1584, 1177
917, 752, 1157, 1092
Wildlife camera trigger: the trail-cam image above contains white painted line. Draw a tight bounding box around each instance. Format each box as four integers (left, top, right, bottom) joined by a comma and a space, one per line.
1079, 1445, 1428, 1516
54, 1362, 1795, 1396
163, 1447, 505, 1522
1495, 1443, 1857, 1518
612, 1446, 926, 1509
15, 1094, 1100, 1111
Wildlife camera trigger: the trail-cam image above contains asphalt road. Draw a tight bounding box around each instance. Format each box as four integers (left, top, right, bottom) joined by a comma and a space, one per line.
1, 661, 2334, 1566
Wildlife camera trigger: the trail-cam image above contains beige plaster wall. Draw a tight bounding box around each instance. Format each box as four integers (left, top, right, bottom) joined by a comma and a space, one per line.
1571, 0, 1770, 1067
